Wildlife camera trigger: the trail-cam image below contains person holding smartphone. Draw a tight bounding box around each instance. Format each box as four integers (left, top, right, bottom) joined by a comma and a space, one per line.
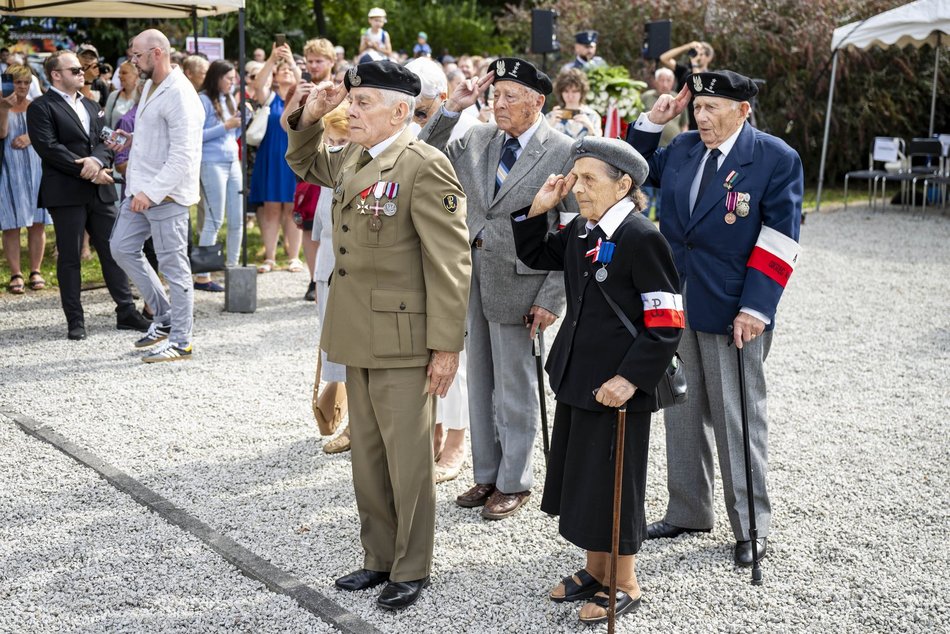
546, 68, 602, 140
659, 40, 715, 130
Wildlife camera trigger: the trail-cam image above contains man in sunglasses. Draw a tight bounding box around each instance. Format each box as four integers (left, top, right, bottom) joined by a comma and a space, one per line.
77, 44, 109, 108
27, 50, 148, 340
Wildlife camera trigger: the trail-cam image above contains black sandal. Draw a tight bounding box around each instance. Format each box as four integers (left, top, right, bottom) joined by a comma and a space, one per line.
578, 589, 641, 623
28, 271, 46, 291
550, 569, 601, 603
8, 274, 25, 294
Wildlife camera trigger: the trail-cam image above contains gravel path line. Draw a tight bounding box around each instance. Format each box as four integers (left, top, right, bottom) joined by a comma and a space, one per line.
0, 205, 948, 633
2, 410, 378, 634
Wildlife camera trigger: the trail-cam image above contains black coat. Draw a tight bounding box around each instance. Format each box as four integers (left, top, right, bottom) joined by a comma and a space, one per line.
26, 90, 117, 208
511, 207, 683, 413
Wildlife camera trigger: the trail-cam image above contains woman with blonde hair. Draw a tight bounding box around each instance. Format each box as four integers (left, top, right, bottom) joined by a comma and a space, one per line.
0, 64, 50, 294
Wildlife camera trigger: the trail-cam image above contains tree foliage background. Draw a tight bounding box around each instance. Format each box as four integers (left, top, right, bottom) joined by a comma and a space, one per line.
6, 0, 945, 185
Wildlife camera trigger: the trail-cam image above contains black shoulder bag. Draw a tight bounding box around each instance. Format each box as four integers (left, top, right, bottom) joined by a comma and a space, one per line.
596, 283, 688, 410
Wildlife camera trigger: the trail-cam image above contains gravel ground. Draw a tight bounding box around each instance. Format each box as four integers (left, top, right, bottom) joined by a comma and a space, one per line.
0, 205, 948, 633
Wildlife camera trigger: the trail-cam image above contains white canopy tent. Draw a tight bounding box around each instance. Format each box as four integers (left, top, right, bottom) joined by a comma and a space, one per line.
816, 0, 950, 211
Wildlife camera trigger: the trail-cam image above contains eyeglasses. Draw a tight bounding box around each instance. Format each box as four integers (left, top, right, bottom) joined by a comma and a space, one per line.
129, 47, 159, 61
413, 109, 429, 121
56, 67, 84, 76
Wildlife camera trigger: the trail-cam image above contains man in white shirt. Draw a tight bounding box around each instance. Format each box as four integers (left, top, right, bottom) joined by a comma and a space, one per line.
108, 29, 204, 363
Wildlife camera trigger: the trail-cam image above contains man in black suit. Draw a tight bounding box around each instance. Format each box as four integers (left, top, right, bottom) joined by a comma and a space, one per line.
27, 49, 148, 340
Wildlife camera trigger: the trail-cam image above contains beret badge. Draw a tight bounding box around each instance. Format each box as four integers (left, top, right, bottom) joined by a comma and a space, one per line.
348, 67, 361, 87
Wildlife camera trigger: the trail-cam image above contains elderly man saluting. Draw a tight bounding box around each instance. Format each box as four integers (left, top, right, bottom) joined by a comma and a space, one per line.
284, 61, 471, 610
419, 58, 578, 521
626, 71, 803, 567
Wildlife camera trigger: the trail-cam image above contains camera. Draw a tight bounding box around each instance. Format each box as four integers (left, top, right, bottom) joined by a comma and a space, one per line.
688, 48, 698, 58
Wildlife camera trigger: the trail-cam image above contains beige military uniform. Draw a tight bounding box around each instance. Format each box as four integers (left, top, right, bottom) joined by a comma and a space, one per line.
286, 111, 472, 581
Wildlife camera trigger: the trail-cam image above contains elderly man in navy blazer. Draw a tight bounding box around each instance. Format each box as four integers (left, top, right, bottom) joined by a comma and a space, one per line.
626, 70, 803, 567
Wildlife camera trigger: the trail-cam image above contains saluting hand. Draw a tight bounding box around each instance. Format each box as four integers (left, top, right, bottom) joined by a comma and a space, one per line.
647, 84, 690, 126
528, 172, 577, 218
300, 81, 347, 129
595, 375, 637, 409
446, 72, 494, 113
427, 350, 459, 398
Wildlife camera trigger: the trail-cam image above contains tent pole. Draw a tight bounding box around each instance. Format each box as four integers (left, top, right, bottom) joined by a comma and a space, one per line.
239, 6, 248, 267
192, 8, 199, 55
930, 34, 940, 137
816, 50, 839, 214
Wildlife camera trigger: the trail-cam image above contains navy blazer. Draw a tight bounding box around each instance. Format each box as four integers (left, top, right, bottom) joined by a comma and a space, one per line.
512, 209, 683, 413
627, 121, 803, 334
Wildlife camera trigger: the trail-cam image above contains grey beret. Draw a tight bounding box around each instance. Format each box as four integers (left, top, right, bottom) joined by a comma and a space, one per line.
572, 136, 649, 187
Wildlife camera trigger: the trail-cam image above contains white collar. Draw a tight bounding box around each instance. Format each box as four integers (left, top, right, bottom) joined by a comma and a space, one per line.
367, 126, 406, 159
581, 199, 635, 239
505, 114, 542, 150
707, 122, 744, 160
49, 85, 82, 103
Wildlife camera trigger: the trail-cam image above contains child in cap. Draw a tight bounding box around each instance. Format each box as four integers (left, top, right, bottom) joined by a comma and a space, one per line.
359, 7, 392, 57
413, 32, 431, 58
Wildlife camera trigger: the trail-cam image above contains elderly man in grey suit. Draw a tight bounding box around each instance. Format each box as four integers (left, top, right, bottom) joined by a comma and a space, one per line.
420, 57, 578, 520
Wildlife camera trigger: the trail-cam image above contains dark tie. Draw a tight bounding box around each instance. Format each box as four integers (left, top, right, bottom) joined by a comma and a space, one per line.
495, 137, 521, 194
693, 148, 722, 211
356, 149, 372, 170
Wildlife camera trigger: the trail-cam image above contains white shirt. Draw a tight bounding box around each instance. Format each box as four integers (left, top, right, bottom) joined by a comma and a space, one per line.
580, 199, 635, 238
48, 85, 91, 135
503, 114, 543, 159
367, 127, 404, 159
127, 67, 204, 208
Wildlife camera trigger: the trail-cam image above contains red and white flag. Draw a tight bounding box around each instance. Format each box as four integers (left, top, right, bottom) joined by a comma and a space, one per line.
604, 100, 622, 139
746, 225, 801, 287
640, 291, 685, 329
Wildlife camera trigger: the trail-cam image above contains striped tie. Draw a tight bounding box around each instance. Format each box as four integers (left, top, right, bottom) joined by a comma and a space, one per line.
495, 137, 521, 194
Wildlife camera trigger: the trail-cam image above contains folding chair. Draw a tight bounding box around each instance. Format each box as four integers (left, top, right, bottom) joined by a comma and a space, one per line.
921, 135, 950, 211
844, 137, 903, 210
881, 138, 943, 212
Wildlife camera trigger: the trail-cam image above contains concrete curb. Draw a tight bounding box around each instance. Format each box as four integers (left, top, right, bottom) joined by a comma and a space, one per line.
1, 409, 381, 634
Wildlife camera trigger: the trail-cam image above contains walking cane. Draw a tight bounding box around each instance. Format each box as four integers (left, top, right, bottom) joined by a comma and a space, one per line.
729, 326, 764, 586
607, 405, 626, 634
533, 328, 550, 465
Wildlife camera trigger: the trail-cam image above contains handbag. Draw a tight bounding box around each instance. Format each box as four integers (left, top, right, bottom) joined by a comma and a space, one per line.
245, 92, 274, 147
188, 221, 225, 274
596, 283, 688, 410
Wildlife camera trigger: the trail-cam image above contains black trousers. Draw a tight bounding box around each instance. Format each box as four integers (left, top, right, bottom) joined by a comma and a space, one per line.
48, 199, 134, 327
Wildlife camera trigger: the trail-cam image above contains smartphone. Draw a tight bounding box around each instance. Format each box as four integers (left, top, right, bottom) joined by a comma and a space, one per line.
301, 71, 312, 82
560, 109, 578, 120
1, 74, 14, 98
275, 33, 286, 47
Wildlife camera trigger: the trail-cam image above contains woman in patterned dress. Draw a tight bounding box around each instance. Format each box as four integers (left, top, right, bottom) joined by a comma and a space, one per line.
0, 64, 50, 294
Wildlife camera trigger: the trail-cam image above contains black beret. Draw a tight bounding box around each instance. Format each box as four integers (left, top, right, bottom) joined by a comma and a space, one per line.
687, 70, 758, 101
572, 137, 649, 187
488, 57, 552, 96
344, 60, 421, 97
574, 30, 598, 45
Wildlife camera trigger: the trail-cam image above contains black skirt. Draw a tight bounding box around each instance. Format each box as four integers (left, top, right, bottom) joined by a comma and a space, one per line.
540, 401, 651, 555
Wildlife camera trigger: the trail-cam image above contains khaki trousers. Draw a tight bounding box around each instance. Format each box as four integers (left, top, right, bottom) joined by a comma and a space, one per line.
347, 365, 436, 582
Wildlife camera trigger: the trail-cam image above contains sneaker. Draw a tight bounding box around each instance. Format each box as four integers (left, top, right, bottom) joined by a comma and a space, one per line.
304, 281, 316, 302
194, 280, 225, 292
135, 322, 171, 348
142, 341, 193, 363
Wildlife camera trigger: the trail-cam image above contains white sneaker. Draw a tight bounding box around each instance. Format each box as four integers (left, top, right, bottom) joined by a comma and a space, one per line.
142, 340, 193, 363
135, 322, 171, 348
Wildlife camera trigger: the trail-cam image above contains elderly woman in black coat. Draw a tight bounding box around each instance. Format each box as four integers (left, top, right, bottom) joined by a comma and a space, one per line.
511, 137, 684, 623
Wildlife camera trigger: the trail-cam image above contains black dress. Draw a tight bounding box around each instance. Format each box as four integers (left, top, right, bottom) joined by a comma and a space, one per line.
511, 204, 683, 554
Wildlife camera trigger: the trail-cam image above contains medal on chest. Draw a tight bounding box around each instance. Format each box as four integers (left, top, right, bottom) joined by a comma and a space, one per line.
585, 238, 616, 282
356, 185, 373, 215
366, 181, 389, 232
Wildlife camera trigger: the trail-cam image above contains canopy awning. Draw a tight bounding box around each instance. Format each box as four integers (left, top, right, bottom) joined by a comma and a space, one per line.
0, 0, 242, 18
831, 0, 950, 51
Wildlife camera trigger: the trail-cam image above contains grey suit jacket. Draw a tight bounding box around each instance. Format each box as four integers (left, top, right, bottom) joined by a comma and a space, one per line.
420, 109, 579, 324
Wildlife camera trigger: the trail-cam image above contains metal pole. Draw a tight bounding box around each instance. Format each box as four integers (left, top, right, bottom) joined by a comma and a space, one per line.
191, 8, 199, 55
816, 50, 839, 214
238, 6, 248, 267
929, 34, 940, 138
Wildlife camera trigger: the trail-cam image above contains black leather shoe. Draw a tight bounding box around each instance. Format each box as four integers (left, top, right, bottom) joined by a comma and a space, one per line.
67, 325, 86, 340
646, 520, 711, 540
334, 569, 389, 591
117, 307, 151, 332
377, 577, 430, 610
734, 538, 768, 567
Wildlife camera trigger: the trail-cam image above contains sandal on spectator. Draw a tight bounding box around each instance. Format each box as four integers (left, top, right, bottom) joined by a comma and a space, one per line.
288, 258, 304, 273
257, 259, 276, 273
8, 274, 25, 294
578, 589, 641, 623
549, 569, 601, 603
28, 271, 46, 291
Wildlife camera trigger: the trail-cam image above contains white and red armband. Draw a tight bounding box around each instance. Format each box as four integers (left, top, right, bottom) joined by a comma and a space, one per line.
558, 211, 577, 230
746, 225, 801, 288
640, 291, 685, 329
